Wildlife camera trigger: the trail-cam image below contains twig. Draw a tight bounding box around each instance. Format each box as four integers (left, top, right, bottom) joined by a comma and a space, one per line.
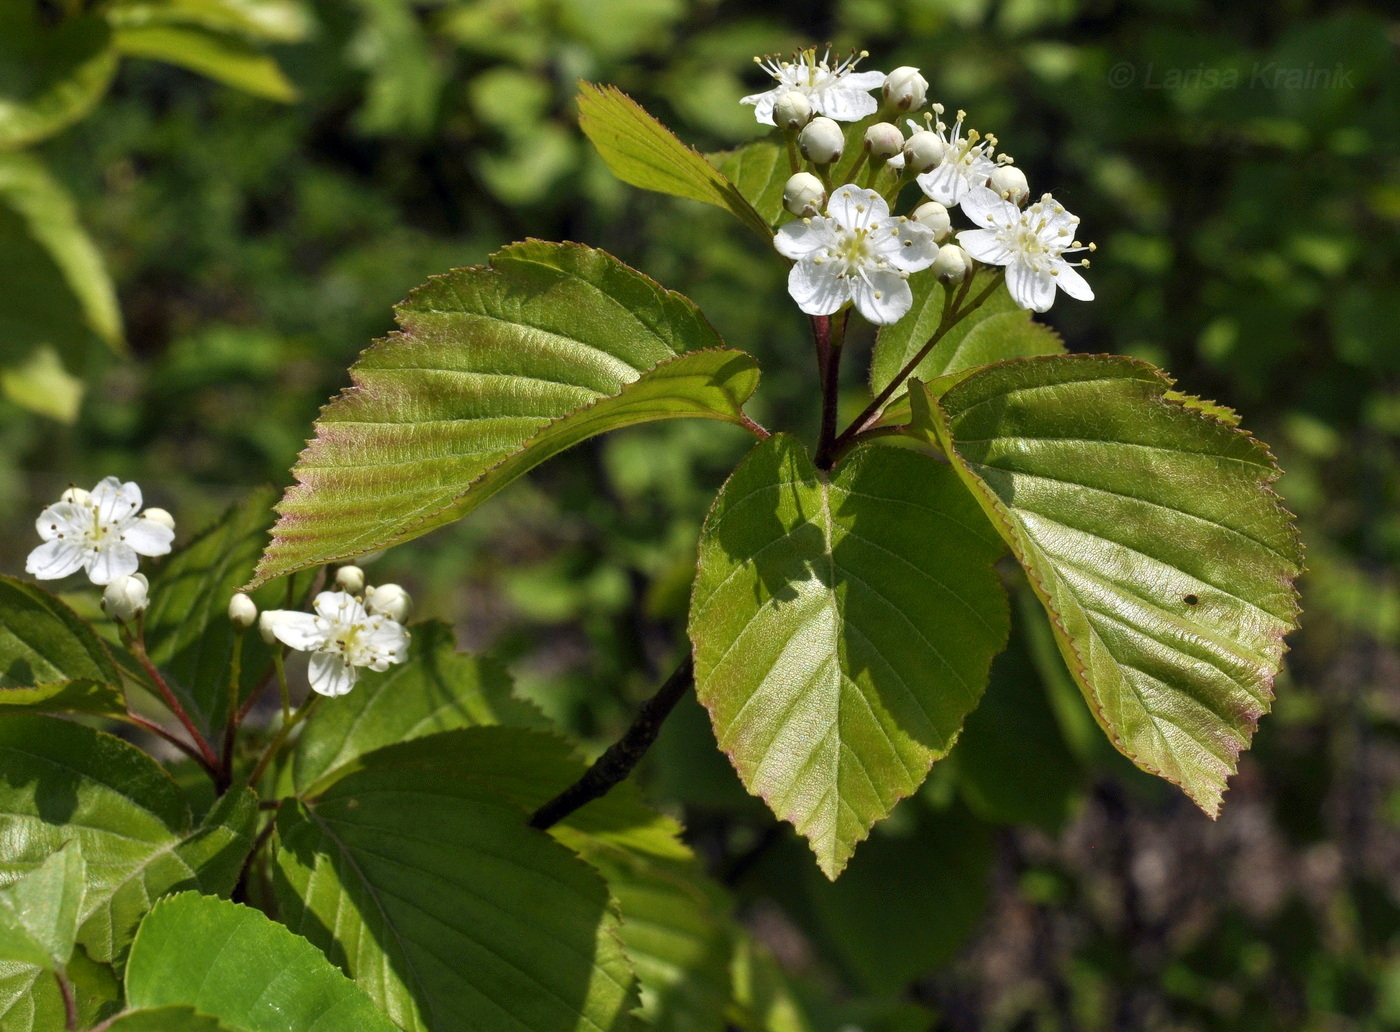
530, 657, 694, 830
815, 310, 849, 470
125, 620, 221, 773
119, 711, 214, 774
55, 968, 77, 1030
247, 694, 321, 789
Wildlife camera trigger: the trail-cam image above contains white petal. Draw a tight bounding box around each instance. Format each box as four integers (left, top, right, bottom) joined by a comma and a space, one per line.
958, 186, 1015, 226
263, 610, 327, 651
787, 260, 848, 316
34, 502, 90, 541
814, 86, 880, 122
1006, 262, 1057, 312
26, 539, 87, 580
851, 269, 914, 325
120, 517, 174, 557
364, 619, 410, 658
957, 228, 1014, 266
309, 652, 358, 697
87, 542, 139, 586
740, 89, 779, 126
312, 590, 368, 624
91, 477, 141, 527
825, 185, 885, 229
1054, 263, 1094, 301
880, 220, 938, 272
773, 218, 835, 260
916, 164, 962, 206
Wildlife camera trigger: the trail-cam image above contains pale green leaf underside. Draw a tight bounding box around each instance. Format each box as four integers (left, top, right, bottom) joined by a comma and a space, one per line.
869, 269, 1064, 406
252, 240, 759, 586
274, 743, 639, 1032
687, 435, 1009, 877
578, 82, 769, 239
918, 354, 1303, 815
0, 842, 85, 970
125, 893, 399, 1032
0, 716, 255, 964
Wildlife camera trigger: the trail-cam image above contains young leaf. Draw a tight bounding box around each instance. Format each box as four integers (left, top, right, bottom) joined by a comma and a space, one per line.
688, 435, 1010, 877
0, 715, 256, 965
578, 82, 771, 239
273, 748, 639, 1032
913, 355, 1303, 815
125, 893, 399, 1032
250, 241, 761, 586
868, 269, 1062, 403
291, 621, 547, 794
0, 7, 118, 149
142, 488, 312, 732
0, 842, 85, 971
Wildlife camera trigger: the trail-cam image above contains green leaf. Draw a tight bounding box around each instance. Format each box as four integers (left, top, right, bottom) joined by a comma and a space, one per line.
0, 715, 257, 965
101, 1007, 237, 1032
0, 345, 84, 423
0, 576, 124, 716
0, 843, 85, 970
0, 8, 117, 149
726, 934, 812, 1032
0, 946, 120, 1032
707, 140, 787, 231
292, 621, 547, 794
688, 435, 1010, 877
273, 745, 639, 1032
113, 24, 298, 102
142, 489, 312, 733
0, 151, 124, 387
868, 269, 1062, 404
578, 82, 770, 239
125, 892, 400, 1032
914, 355, 1303, 815
104, 0, 312, 43
250, 240, 760, 587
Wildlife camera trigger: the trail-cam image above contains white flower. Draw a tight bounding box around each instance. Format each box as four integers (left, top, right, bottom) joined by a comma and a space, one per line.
774, 184, 939, 325
914, 107, 1000, 207
27, 477, 175, 585
742, 48, 885, 126
260, 590, 409, 697
957, 188, 1096, 312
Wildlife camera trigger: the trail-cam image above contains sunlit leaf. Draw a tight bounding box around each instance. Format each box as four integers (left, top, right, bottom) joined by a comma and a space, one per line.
0, 843, 85, 971
104, 0, 312, 43
913, 355, 1303, 814
688, 435, 1009, 877
250, 241, 760, 587
578, 83, 770, 239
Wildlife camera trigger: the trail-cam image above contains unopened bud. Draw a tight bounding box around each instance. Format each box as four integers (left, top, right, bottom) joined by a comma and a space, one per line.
772, 90, 813, 131
334, 565, 365, 594
141, 507, 175, 532
882, 67, 928, 112
364, 583, 411, 623
228, 592, 257, 631
257, 611, 279, 646
60, 486, 90, 506
988, 165, 1030, 206
863, 122, 904, 160
102, 574, 149, 623
902, 130, 947, 174
782, 173, 827, 218
798, 117, 844, 165
933, 244, 972, 284
909, 200, 952, 242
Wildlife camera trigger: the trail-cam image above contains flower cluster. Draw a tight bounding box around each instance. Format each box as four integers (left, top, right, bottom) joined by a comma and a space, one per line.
257, 566, 410, 697
747, 49, 1095, 317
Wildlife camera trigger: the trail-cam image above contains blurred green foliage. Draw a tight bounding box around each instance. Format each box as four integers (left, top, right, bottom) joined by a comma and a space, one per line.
1, 0, 1397, 1028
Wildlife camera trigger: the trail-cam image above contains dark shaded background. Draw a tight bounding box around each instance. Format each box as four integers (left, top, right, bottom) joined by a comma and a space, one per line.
2, 1, 1398, 1029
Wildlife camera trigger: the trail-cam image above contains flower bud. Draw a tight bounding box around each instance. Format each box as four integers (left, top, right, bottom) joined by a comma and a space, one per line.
334, 564, 365, 594
902, 131, 947, 174
60, 486, 90, 505
883, 67, 928, 112
863, 122, 904, 160
798, 117, 844, 165
228, 592, 257, 631
257, 610, 280, 646
102, 574, 149, 623
988, 164, 1030, 206
782, 173, 827, 218
909, 200, 952, 242
772, 90, 813, 131
933, 244, 972, 284
141, 507, 175, 532
364, 583, 411, 623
